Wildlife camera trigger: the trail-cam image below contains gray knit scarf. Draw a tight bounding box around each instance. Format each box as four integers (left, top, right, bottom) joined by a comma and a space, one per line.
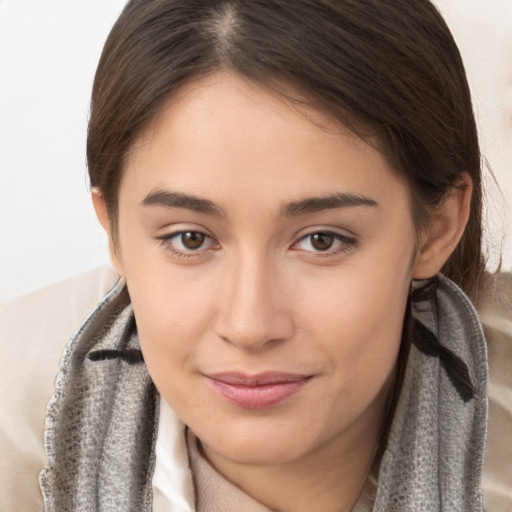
39, 275, 487, 511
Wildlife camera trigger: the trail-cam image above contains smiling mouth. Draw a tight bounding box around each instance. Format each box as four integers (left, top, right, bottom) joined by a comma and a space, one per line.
204, 372, 313, 409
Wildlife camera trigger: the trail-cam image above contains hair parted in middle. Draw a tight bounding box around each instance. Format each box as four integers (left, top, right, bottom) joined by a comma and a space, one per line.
87, 0, 484, 299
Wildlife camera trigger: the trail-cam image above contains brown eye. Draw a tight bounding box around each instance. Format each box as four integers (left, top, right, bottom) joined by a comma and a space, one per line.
181, 231, 206, 250
310, 232, 334, 251
293, 230, 355, 255
157, 229, 217, 257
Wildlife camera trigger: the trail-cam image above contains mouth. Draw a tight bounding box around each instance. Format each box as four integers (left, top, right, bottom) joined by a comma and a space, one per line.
204, 372, 313, 409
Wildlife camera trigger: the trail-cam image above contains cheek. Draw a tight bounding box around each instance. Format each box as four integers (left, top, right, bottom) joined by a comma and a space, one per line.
132, 278, 214, 343
131, 285, 215, 416
122, 257, 219, 396
298, 249, 411, 405
298, 242, 410, 342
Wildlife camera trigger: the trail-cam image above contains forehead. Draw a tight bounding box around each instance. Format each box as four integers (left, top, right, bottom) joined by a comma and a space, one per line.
121, 72, 409, 210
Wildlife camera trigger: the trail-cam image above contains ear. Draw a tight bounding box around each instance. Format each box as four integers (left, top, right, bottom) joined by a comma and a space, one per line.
91, 188, 125, 277
412, 173, 472, 279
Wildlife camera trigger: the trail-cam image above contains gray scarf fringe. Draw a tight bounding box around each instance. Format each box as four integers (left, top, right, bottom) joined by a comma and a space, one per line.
39, 280, 159, 512
39, 275, 487, 511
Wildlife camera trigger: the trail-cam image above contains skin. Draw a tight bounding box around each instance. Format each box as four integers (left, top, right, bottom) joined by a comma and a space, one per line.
93, 72, 471, 512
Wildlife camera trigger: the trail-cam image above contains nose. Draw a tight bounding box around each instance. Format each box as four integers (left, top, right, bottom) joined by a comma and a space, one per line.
213, 253, 294, 351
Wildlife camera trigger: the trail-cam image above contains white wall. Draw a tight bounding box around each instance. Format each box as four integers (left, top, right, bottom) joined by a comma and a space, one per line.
0, 0, 126, 302
434, 0, 512, 273
1, 0, 511, 302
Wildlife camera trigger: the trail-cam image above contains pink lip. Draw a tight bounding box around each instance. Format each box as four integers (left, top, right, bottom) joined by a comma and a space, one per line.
205, 372, 312, 409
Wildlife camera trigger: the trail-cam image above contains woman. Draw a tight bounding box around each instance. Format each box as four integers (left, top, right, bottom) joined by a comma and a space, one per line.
1, 0, 509, 510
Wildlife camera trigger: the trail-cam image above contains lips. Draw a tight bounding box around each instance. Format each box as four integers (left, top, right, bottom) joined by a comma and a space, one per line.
205, 372, 312, 409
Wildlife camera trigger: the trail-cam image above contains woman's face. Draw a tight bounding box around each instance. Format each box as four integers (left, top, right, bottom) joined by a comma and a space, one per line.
112, 72, 416, 466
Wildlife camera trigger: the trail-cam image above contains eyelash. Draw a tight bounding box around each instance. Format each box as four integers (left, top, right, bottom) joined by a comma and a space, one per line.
156, 230, 218, 258
291, 231, 356, 257
156, 229, 357, 259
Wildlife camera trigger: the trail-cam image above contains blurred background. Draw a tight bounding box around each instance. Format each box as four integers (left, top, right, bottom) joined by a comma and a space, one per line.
1, 0, 511, 302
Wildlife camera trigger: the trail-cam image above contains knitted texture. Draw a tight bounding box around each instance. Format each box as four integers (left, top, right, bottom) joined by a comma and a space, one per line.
373, 275, 488, 511
39, 275, 487, 511
39, 279, 159, 511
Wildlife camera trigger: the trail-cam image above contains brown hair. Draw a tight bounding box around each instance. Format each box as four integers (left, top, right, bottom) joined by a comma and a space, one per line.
87, 0, 485, 300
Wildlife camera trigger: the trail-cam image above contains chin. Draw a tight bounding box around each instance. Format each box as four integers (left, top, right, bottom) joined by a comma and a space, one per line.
196, 416, 319, 466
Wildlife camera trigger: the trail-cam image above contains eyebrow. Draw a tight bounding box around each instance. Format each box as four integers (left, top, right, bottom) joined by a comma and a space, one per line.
141, 189, 378, 217
281, 193, 378, 217
141, 189, 225, 216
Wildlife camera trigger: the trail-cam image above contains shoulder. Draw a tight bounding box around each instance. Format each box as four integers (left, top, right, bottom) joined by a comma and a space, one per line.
477, 272, 512, 511
0, 266, 119, 511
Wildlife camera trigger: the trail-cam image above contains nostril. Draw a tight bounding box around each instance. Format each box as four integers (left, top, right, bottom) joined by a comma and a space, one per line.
214, 312, 294, 351
215, 322, 272, 350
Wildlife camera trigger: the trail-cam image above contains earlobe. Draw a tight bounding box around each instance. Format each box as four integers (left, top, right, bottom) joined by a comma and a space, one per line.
412, 174, 472, 279
91, 188, 125, 277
